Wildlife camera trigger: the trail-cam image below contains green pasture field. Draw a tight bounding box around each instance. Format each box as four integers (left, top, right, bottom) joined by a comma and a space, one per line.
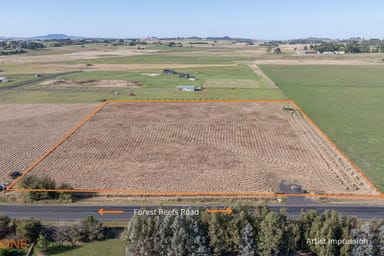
260, 64, 384, 192
33, 239, 125, 256
0, 74, 36, 87
51, 65, 260, 88
74, 54, 249, 64
13, 64, 284, 102
0, 64, 285, 103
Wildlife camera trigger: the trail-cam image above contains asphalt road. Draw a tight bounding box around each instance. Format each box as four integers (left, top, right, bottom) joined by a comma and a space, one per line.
0, 204, 383, 221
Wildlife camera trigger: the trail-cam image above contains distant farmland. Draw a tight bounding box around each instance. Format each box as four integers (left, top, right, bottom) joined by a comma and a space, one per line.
260, 65, 384, 192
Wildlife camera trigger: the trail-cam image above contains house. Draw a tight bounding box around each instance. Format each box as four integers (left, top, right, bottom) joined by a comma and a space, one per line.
176, 85, 195, 92
163, 69, 176, 75
179, 73, 190, 79
0, 77, 8, 83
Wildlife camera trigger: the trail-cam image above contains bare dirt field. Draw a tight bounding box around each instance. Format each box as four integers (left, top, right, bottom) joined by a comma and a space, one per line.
0, 48, 157, 65
22, 102, 378, 195
40, 79, 143, 88
2, 64, 238, 75
0, 104, 96, 182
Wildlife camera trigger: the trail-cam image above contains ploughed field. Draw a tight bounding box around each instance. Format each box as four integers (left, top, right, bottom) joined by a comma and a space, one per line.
0, 104, 96, 181
22, 102, 377, 195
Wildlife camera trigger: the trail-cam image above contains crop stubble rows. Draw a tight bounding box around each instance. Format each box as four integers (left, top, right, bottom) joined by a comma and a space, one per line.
0, 104, 96, 180
19, 102, 378, 195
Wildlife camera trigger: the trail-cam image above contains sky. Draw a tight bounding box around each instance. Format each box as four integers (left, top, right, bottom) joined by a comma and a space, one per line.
1, 0, 384, 39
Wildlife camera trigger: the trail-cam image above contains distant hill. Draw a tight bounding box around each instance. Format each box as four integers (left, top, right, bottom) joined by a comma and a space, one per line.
31, 34, 86, 40
0, 34, 87, 40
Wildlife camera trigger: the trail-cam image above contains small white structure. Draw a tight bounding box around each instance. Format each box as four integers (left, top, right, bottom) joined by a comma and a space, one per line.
296, 50, 319, 55
177, 85, 195, 92
0, 77, 8, 83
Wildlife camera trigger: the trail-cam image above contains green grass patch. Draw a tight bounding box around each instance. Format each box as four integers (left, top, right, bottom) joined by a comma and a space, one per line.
260, 64, 384, 192
33, 239, 125, 256
0, 65, 285, 103
57, 70, 199, 88
74, 54, 248, 64
0, 74, 37, 87
56, 65, 260, 89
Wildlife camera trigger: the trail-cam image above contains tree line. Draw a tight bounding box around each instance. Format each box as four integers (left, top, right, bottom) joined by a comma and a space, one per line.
124, 206, 384, 256
312, 41, 384, 53
20, 175, 73, 202
0, 214, 106, 255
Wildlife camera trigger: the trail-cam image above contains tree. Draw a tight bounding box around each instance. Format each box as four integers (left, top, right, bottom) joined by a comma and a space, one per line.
258, 211, 284, 256
57, 183, 73, 202
170, 216, 189, 255
50, 226, 65, 246
318, 211, 341, 256
351, 223, 375, 256
274, 48, 282, 54
285, 221, 300, 255
346, 42, 361, 53
202, 208, 246, 255
340, 216, 358, 256
15, 218, 42, 243
154, 215, 173, 255
20, 175, 56, 201
124, 214, 158, 255
0, 214, 11, 238
239, 223, 256, 256
187, 215, 210, 255
170, 214, 210, 256
52, 225, 78, 246
37, 226, 55, 253
377, 224, 384, 256
298, 210, 320, 250
67, 225, 82, 246
202, 212, 230, 255
125, 214, 144, 255
80, 216, 105, 242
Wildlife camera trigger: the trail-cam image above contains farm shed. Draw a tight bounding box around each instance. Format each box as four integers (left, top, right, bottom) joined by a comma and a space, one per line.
0, 77, 8, 83
179, 73, 190, 79
176, 85, 195, 92
163, 69, 176, 75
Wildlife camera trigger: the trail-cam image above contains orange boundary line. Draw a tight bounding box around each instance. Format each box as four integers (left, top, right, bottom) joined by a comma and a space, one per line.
6, 188, 384, 199
7, 99, 383, 198
7, 101, 108, 189
108, 99, 291, 103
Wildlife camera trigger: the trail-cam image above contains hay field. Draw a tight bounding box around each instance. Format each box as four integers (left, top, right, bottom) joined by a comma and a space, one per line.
0, 104, 96, 181
23, 102, 377, 195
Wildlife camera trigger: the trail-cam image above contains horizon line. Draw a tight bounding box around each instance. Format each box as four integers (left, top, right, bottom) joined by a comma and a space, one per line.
1, 34, 383, 41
